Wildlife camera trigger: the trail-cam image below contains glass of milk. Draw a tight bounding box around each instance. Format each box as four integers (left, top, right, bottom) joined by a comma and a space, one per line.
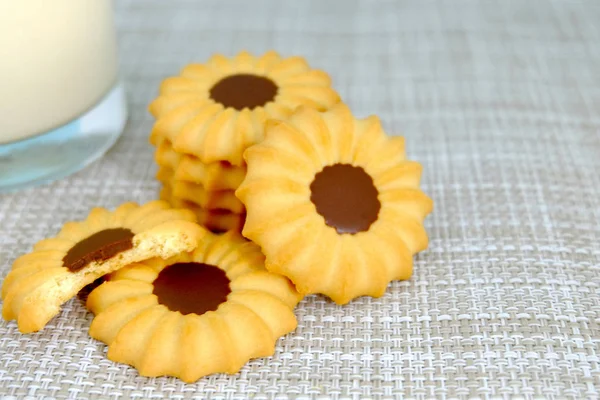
0, 0, 127, 192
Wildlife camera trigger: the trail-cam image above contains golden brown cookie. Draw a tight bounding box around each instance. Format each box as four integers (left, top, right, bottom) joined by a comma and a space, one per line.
156, 166, 174, 184
172, 181, 244, 214
87, 230, 302, 382
157, 168, 244, 214
177, 156, 246, 191
160, 186, 245, 233
2, 201, 205, 333
154, 138, 182, 172
237, 104, 434, 304
155, 139, 246, 191
149, 51, 341, 166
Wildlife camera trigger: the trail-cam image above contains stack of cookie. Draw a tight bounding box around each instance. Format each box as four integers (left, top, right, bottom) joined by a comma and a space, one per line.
148, 51, 341, 233
153, 141, 247, 233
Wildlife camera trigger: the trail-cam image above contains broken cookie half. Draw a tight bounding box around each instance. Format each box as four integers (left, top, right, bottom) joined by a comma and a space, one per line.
2, 200, 206, 333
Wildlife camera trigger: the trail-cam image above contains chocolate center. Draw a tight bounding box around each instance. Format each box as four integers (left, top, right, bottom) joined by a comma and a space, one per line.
152, 262, 231, 315
310, 163, 381, 234
62, 228, 134, 272
209, 74, 278, 110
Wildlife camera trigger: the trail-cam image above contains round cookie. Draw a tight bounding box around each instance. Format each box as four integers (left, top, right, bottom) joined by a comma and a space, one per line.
149, 50, 341, 166
155, 165, 175, 185
2, 201, 205, 333
155, 138, 245, 191
236, 104, 434, 304
154, 138, 182, 171
87, 230, 302, 382
172, 181, 244, 214
177, 155, 246, 191
157, 167, 244, 214
160, 186, 245, 233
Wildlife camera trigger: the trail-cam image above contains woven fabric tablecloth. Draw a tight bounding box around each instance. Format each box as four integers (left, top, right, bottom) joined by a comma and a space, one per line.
1, 0, 600, 399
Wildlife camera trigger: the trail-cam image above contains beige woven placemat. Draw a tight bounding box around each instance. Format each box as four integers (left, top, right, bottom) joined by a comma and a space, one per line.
1, 0, 599, 398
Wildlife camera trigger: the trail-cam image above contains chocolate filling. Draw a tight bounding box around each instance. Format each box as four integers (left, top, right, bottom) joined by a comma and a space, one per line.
62, 228, 134, 272
310, 163, 381, 234
152, 262, 231, 315
209, 74, 278, 110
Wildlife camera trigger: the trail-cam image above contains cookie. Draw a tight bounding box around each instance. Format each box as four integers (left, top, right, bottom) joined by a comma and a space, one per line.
86, 230, 302, 382
177, 156, 246, 191
160, 186, 245, 233
2, 201, 205, 333
236, 104, 434, 304
155, 139, 245, 191
172, 181, 244, 214
156, 166, 174, 184
149, 51, 341, 166
157, 167, 244, 214
154, 138, 182, 171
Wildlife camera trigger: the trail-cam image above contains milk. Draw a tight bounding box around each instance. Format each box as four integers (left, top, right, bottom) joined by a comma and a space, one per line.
0, 0, 118, 144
